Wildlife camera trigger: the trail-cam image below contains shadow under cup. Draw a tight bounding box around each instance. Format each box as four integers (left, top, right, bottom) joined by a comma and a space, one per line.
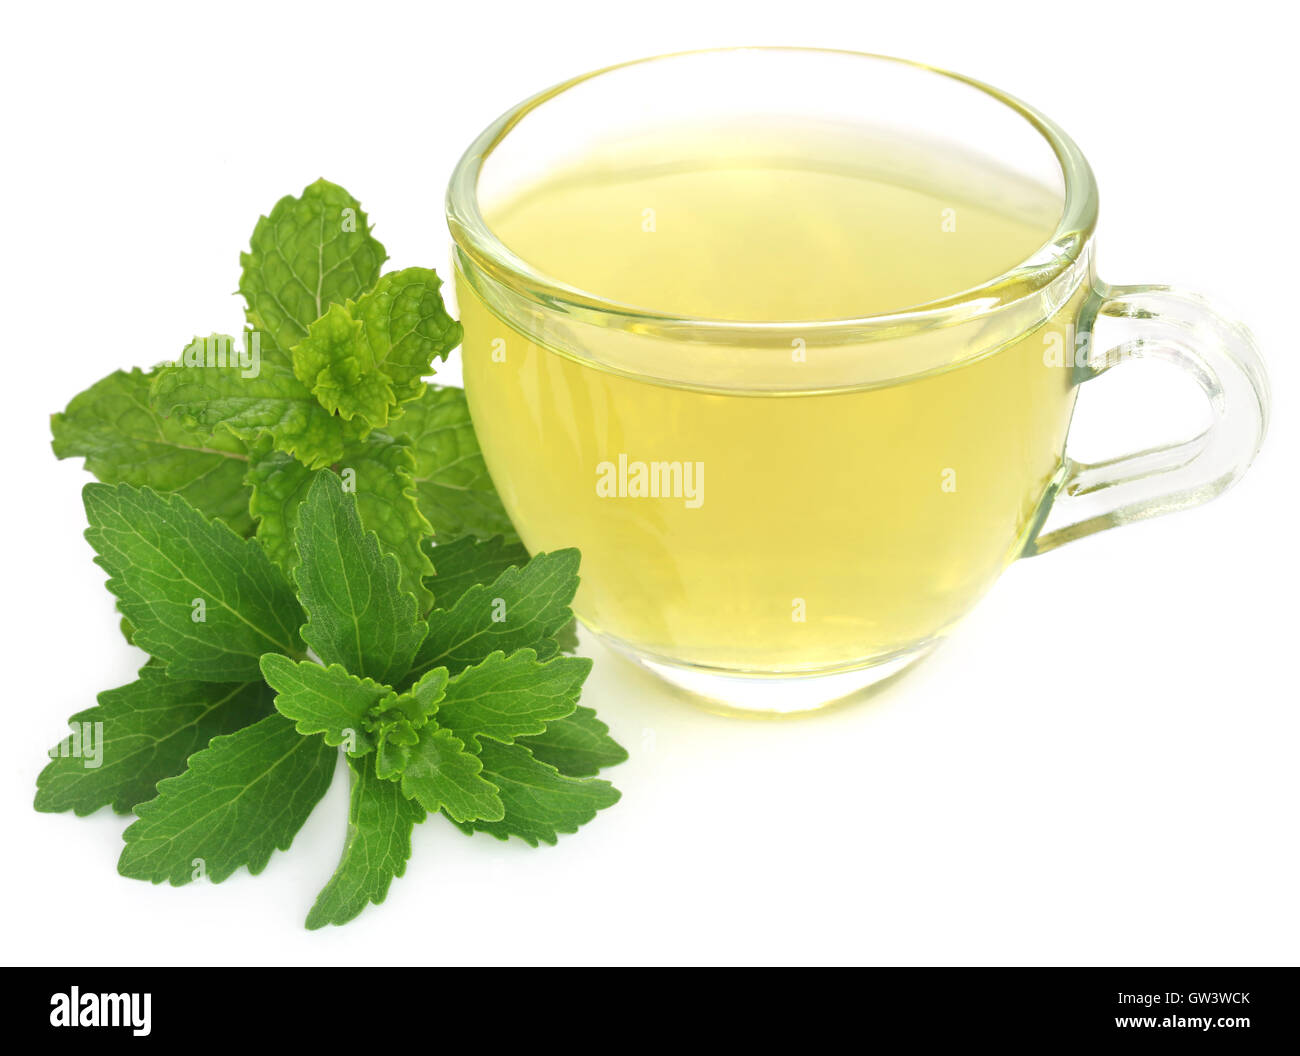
446, 49, 1267, 714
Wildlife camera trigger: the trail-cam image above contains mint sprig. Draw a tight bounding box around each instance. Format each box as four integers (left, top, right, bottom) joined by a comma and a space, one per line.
37, 179, 626, 928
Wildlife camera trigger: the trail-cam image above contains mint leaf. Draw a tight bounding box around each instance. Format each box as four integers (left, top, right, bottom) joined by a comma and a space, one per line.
118, 714, 336, 885
425, 534, 529, 609
451, 740, 620, 847
398, 725, 503, 823
516, 706, 628, 779
388, 386, 517, 543
350, 268, 461, 403
52, 368, 254, 534
35, 665, 272, 816
151, 347, 351, 471
260, 653, 391, 755
239, 178, 386, 353
84, 483, 303, 680
293, 303, 395, 425
243, 439, 312, 572
293, 269, 461, 429
247, 432, 435, 612
293, 472, 425, 684
432, 649, 590, 750
306, 754, 425, 930
408, 550, 579, 680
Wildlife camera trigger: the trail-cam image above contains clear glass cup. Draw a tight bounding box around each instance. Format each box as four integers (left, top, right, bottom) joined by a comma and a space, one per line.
446, 48, 1269, 714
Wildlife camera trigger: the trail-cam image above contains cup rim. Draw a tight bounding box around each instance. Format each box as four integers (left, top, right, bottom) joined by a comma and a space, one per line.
446, 47, 1099, 340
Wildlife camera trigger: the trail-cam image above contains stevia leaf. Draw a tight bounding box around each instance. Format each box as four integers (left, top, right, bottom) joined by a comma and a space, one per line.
424, 534, 529, 610
369, 667, 449, 781
151, 345, 351, 471
118, 713, 337, 885
450, 740, 620, 847
239, 178, 386, 354
84, 483, 303, 681
51, 367, 254, 534
388, 385, 517, 543
516, 706, 628, 779
35, 665, 272, 816
293, 471, 425, 685
260, 654, 392, 755
398, 725, 503, 823
430, 649, 590, 750
407, 550, 580, 681
306, 753, 425, 930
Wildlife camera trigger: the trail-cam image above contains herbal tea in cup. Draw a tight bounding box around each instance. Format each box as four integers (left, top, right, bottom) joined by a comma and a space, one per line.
447, 49, 1268, 712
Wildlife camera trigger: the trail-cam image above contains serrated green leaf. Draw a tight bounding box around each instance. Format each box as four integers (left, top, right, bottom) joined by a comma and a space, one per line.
450, 740, 619, 847
118, 713, 336, 885
35, 666, 272, 816
260, 654, 391, 755
84, 483, 303, 680
306, 754, 425, 930
151, 347, 350, 471
388, 385, 517, 543
369, 667, 449, 780
516, 706, 628, 779
293, 303, 395, 426
239, 178, 386, 353
424, 534, 529, 609
247, 432, 435, 612
293, 472, 425, 685
398, 725, 503, 823
244, 438, 313, 572
408, 550, 580, 680
350, 268, 460, 402
430, 649, 590, 750
52, 367, 254, 534
292, 269, 460, 429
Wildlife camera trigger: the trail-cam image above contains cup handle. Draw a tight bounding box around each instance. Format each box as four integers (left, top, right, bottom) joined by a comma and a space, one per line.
1024, 282, 1270, 556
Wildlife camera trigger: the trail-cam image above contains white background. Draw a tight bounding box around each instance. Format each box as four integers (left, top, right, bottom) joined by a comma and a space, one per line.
2, 0, 1295, 967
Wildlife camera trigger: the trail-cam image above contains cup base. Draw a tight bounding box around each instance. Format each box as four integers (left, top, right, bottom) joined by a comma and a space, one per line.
588, 632, 941, 716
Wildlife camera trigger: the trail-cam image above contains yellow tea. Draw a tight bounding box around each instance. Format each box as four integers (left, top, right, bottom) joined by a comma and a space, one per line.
458, 127, 1080, 673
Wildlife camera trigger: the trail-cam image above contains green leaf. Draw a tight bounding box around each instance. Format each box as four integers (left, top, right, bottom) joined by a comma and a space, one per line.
246, 432, 435, 612
84, 483, 303, 680
451, 740, 620, 847
408, 550, 580, 680
293, 472, 425, 685
260, 654, 391, 755
293, 303, 394, 426
151, 345, 350, 471
306, 754, 425, 930
388, 386, 517, 543
350, 268, 461, 403
35, 665, 272, 816
398, 725, 503, 823
369, 667, 449, 780
424, 534, 529, 609
118, 713, 337, 885
243, 438, 312, 572
430, 649, 591, 750
51, 368, 253, 534
293, 269, 461, 429
239, 178, 386, 354
516, 706, 628, 779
